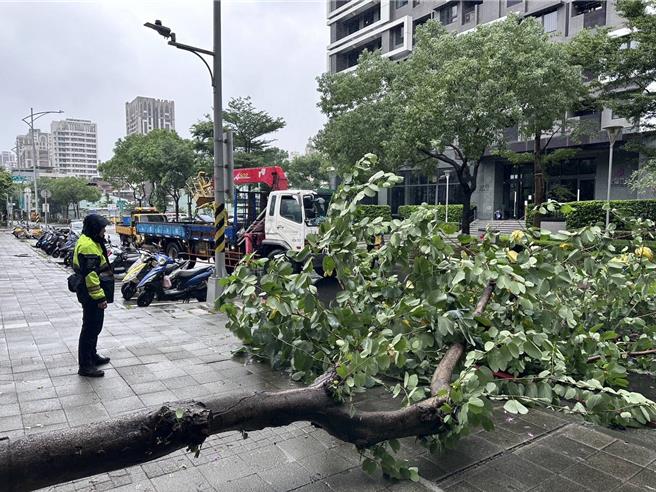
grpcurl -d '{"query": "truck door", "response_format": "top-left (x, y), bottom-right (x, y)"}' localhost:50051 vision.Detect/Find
top-left (269, 193), bottom-right (305, 251)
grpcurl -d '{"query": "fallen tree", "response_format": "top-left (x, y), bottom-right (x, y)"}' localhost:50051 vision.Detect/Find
top-left (2, 155), bottom-right (656, 490)
top-left (0, 286), bottom-right (490, 491)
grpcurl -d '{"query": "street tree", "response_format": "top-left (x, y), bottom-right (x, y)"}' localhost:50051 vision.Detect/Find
top-left (40, 177), bottom-right (102, 220)
top-left (501, 16), bottom-right (589, 224)
top-left (315, 52), bottom-right (400, 176)
top-left (3, 155), bottom-right (656, 491)
top-left (569, 0), bottom-right (656, 195)
top-left (388, 19), bottom-right (530, 234)
top-left (99, 134), bottom-right (149, 206)
top-left (191, 96), bottom-right (288, 170)
top-left (569, 0), bottom-right (656, 128)
top-left (283, 152), bottom-right (332, 189)
top-left (0, 169), bottom-right (15, 218)
top-left (140, 129), bottom-right (195, 220)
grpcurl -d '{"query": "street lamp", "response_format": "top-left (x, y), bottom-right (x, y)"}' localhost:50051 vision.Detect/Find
top-left (603, 124), bottom-right (624, 230)
top-left (438, 171), bottom-right (451, 223)
top-left (21, 108), bottom-right (64, 222)
top-left (145, 1), bottom-right (227, 300)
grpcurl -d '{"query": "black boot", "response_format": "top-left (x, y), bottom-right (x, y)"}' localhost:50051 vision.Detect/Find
top-left (78, 367), bottom-right (104, 377)
top-left (94, 354), bottom-right (110, 365)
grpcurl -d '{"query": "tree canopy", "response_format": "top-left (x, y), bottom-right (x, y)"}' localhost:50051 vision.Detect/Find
top-left (219, 155), bottom-right (656, 479)
top-left (99, 130), bottom-right (195, 218)
top-left (315, 16), bottom-right (591, 233)
top-left (569, 0), bottom-right (656, 128)
top-left (40, 177), bottom-right (102, 220)
top-left (190, 96), bottom-right (288, 170)
top-left (0, 169), bottom-right (14, 215)
top-left (283, 152), bottom-right (332, 190)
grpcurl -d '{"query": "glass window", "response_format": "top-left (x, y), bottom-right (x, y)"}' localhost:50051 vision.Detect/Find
top-left (542, 10), bottom-right (558, 33)
top-left (279, 195), bottom-right (303, 223)
top-left (438, 4), bottom-right (458, 25)
top-left (391, 25), bottom-right (404, 47)
top-left (507, 0), bottom-right (522, 6)
top-left (268, 194), bottom-right (277, 216)
top-left (395, 0), bottom-right (408, 8)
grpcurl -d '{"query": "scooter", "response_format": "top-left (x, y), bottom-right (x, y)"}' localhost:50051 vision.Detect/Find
top-left (120, 251), bottom-right (163, 300)
top-left (135, 256), bottom-right (213, 307)
top-left (60, 231), bottom-right (79, 267)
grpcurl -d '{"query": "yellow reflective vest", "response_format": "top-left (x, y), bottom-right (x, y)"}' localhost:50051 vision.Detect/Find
top-left (73, 234), bottom-right (110, 302)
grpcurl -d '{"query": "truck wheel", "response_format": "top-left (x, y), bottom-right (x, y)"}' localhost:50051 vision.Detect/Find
top-left (136, 290), bottom-right (155, 307)
top-left (166, 242), bottom-right (182, 260)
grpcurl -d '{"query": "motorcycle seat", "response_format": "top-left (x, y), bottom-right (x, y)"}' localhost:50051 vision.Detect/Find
top-left (173, 267), bottom-right (212, 280)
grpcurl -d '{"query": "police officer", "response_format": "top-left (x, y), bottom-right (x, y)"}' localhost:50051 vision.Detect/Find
top-left (73, 214), bottom-right (114, 377)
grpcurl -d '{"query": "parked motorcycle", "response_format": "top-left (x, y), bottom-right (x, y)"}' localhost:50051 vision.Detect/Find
top-left (135, 255), bottom-right (213, 307)
top-left (59, 230), bottom-right (79, 267)
top-left (121, 251), bottom-right (162, 300)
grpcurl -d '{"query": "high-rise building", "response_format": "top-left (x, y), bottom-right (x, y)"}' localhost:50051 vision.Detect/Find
top-left (50, 118), bottom-right (99, 178)
top-left (0, 151), bottom-right (17, 170)
top-left (15, 129), bottom-right (52, 172)
top-left (125, 96), bottom-right (175, 135)
top-left (326, 0), bottom-right (653, 219)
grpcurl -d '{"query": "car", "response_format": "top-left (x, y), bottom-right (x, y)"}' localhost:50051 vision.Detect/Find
top-left (70, 220), bottom-right (83, 235)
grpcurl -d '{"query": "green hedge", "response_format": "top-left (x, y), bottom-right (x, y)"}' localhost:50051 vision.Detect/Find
top-left (565, 199), bottom-right (656, 229)
top-left (525, 208), bottom-right (566, 228)
top-left (356, 205), bottom-right (392, 222)
top-left (398, 204), bottom-right (465, 223)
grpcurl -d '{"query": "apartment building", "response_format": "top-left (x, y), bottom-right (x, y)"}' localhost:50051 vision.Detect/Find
top-left (50, 118), bottom-right (99, 178)
top-left (125, 96), bottom-right (175, 135)
top-left (326, 1), bottom-right (651, 220)
top-left (0, 151), bottom-right (17, 170)
top-left (15, 129), bottom-right (52, 173)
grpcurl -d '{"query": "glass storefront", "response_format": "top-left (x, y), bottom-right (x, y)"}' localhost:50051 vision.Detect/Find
top-left (501, 158), bottom-right (597, 219)
top-left (388, 169), bottom-right (466, 215)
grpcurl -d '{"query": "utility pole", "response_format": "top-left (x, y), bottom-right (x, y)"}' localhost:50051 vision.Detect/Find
top-left (144, 1), bottom-right (227, 302)
top-left (211, 0), bottom-right (227, 298)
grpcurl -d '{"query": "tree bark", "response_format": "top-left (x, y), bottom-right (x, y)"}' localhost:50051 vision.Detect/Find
top-left (0, 375), bottom-right (450, 492)
top-left (533, 131), bottom-right (545, 228)
top-left (0, 287), bottom-right (495, 492)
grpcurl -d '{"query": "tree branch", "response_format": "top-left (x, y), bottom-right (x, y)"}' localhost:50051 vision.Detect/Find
top-left (430, 282), bottom-right (495, 397)
top-left (587, 348), bottom-right (656, 363)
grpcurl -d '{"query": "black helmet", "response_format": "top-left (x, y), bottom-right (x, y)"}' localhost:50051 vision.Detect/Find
top-left (82, 214), bottom-right (110, 241)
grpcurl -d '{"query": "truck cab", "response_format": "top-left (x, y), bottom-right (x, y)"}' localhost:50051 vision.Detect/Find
top-left (263, 190), bottom-right (327, 253)
top-left (116, 207), bottom-right (167, 246)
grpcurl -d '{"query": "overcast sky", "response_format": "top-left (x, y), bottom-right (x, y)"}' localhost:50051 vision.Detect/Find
top-left (0, 0), bottom-right (328, 161)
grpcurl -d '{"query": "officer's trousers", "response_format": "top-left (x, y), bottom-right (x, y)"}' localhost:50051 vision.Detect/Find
top-left (78, 302), bottom-right (104, 368)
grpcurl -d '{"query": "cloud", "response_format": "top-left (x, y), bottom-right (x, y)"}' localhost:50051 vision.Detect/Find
top-left (0, 0), bottom-right (328, 161)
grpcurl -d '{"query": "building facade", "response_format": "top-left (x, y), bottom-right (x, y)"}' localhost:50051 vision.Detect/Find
top-left (15, 129), bottom-right (52, 173)
top-left (125, 96), bottom-right (175, 135)
top-left (326, 0), bottom-right (653, 219)
top-left (0, 151), bottom-right (17, 170)
top-left (50, 118), bottom-right (99, 178)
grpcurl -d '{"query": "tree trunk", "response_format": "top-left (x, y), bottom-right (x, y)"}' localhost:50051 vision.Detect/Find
top-left (0, 371), bottom-right (450, 492)
top-left (533, 131), bottom-right (545, 228)
top-left (174, 195), bottom-right (180, 221)
top-left (187, 194), bottom-right (193, 220)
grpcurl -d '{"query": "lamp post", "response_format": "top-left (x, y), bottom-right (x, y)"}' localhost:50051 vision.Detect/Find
top-left (438, 172), bottom-right (451, 223)
top-left (145, 1), bottom-right (228, 300)
top-left (603, 125), bottom-right (623, 230)
top-left (21, 108), bottom-right (64, 222)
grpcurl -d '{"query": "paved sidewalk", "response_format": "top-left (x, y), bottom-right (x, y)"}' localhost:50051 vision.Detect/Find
top-left (1, 231), bottom-right (655, 492)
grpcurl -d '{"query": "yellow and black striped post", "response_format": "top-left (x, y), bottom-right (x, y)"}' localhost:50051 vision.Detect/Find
top-left (214, 202), bottom-right (227, 254)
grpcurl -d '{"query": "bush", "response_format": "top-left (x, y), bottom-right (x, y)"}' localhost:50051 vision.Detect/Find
top-left (398, 204), bottom-right (465, 224)
top-left (356, 205), bottom-right (392, 222)
top-left (565, 199), bottom-right (656, 229)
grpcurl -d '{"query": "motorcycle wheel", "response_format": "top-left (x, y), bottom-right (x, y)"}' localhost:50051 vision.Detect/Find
top-left (196, 289), bottom-right (207, 302)
top-left (121, 283), bottom-right (137, 300)
top-left (136, 290), bottom-right (155, 307)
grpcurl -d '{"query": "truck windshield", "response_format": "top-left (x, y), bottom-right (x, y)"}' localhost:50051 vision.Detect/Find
top-left (303, 195), bottom-right (327, 227)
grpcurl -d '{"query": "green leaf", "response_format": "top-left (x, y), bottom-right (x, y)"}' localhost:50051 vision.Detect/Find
top-left (362, 458), bottom-right (377, 475)
top-left (504, 399), bottom-right (529, 415)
